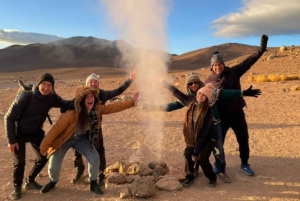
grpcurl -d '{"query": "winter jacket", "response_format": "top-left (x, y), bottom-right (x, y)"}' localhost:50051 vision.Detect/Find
top-left (40, 86), bottom-right (135, 157)
top-left (4, 85), bottom-right (67, 144)
top-left (205, 48), bottom-right (265, 115)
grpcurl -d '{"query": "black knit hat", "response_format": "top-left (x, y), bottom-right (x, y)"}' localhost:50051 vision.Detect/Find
top-left (36, 73), bottom-right (55, 86)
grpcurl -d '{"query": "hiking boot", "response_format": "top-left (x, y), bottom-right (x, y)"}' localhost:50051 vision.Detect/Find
top-left (24, 179), bottom-right (43, 190)
top-left (218, 173), bottom-right (231, 183)
top-left (10, 186), bottom-right (22, 200)
top-left (71, 171), bottom-right (84, 183)
top-left (207, 180), bottom-right (216, 188)
top-left (98, 173), bottom-right (105, 188)
top-left (181, 176), bottom-right (194, 188)
top-left (240, 164), bottom-right (255, 176)
top-left (40, 181), bottom-right (57, 194)
top-left (90, 180), bottom-right (103, 195)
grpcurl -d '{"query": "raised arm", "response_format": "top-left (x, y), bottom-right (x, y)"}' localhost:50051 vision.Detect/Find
top-left (100, 70), bottom-right (136, 103)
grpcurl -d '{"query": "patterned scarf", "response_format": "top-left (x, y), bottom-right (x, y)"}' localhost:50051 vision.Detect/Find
top-left (88, 107), bottom-right (99, 149)
top-left (183, 99), bottom-right (209, 147)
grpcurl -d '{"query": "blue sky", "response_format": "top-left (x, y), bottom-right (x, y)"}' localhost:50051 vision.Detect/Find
top-left (0, 0), bottom-right (299, 55)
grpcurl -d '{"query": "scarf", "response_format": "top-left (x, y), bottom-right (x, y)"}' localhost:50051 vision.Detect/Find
top-left (183, 99), bottom-right (209, 147)
top-left (88, 107), bottom-right (99, 149)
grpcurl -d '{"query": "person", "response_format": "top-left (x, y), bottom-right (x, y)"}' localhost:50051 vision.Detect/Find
top-left (162, 82), bottom-right (217, 187)
top-left (205, 34), bottom-right (269, 176)
top-left (4, 73), bottom-right (69, 200)
top-left (39, 85), bottom-right (139, 195)
top-left (71, 70), bottom-right (137, 187)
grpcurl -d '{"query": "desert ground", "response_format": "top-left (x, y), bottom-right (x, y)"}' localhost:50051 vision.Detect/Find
top-left (0, 48), bottom-right (300, 201)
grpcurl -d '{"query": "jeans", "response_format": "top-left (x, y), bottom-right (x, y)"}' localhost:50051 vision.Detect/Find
top-left (74, 127), bottom-right (106, 174)
top-left (13, 130), bottom-right (47, 187)
top-left (213, 122), bottom-right (227, 173)
top-left (48, 135), bottom-right (99, 182)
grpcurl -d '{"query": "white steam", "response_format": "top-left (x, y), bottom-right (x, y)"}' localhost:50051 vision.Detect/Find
top-left (100, 0), bottom-right (172, 162)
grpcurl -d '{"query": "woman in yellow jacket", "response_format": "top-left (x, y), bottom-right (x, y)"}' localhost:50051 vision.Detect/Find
top-left (39, 86), bottom-right (139, 195)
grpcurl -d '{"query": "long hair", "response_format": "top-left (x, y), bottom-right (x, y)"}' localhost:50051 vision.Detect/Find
top-left (77, 93), bottom-right (97, 131)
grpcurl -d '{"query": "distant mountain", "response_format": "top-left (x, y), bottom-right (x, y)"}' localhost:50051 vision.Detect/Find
top-left (0, 36), bottom-right (275, 72)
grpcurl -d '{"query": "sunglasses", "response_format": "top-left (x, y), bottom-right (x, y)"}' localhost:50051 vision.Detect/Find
top-left (188, 81), bottom-right (200, 86)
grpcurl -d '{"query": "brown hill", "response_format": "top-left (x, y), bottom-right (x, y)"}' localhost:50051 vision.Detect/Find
top-left (0, 36), bottom-right (278, 73)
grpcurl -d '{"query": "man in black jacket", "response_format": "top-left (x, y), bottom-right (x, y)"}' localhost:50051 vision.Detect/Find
top-left (205, 35), bottom-right (268, 177)
top-left (72, 70), bottom-right (137, 187)
top-left (5, 73), bottom-right (68, 200)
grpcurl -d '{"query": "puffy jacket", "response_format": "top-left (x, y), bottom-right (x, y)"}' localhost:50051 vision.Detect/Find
top-left (4, 85), bottom-right (67, 144)
top-left (205, 48), bottom-right (265, 115)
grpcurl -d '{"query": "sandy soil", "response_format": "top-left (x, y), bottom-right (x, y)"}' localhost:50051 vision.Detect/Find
top-left (0, 53), bottom-right (300, 201)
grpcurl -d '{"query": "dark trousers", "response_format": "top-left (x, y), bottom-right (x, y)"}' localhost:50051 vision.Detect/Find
top-left (13, 131), bottom-right (48, 187)
top-left (184, 138), bottom-right (217, 181)
top-left (220, 109), bottom-right (249, 165)
top-left (74, 128), bottom-right (106, 174)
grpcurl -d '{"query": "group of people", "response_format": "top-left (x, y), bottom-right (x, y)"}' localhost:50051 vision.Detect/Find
top-left (4, 34), bottom-right (268, 200)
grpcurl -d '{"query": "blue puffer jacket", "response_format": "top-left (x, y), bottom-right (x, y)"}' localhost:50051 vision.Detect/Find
top-left (4, 85), bottom-right (67, 144)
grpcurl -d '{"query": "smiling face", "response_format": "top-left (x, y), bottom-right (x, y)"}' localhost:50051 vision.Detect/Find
top-left (188, 81), bottom-right (201, 93)
top-left (87, 79), bottom-right (100, 89)
top-left (196, 90), bottom-right (207, 103)
top-left (84, 92), bottom-right (95, 112)
top-left (212, 62), bottom-right (225, 75)
top-left (38, 81), bottom-right (53, 95)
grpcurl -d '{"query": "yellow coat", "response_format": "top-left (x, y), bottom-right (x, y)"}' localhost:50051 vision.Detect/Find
top-left (40, 99), bottom-right (134, 157)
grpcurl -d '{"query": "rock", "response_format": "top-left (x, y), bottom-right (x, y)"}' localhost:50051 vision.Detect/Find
top-left (153, 165), bottom-right (168, 176)
top-left (155, 177), bottom-right (183, 191)
top-left (148, 161), bottom-right (168, 170)
top-left (130, 176), bottom-right (156, 198)
top-left (120, 185), bottom-right (132, 199)
top-left (127, 163), bottom-right (153, 176)
top-left (107, 172), bottom-right (127, 184)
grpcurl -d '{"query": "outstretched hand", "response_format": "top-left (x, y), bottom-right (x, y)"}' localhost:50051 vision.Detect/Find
top-left (130, 69), bottom-right (137, 81)
top-left (243, 85), bottom-right (261, 98)
top-left (132, 91), bottom-right (139, 103)
top-left (260, 34), bottom-right (269, 51)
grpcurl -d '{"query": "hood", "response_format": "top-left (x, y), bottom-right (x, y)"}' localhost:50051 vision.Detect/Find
top-left (185, 72), bottom-right (205, 96)
top-left (74, 85), bottom-right (99, 113)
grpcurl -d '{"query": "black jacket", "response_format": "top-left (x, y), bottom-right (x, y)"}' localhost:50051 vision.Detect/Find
top-left (5, 85), bottom-right (67, 144)
top-left (205, 48), bottom-right (265, 115)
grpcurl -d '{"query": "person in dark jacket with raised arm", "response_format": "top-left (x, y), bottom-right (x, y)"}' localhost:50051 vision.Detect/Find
top-left (71, 70), bottom-right (137, 187)
top-left (4, 73), bottom-right (68, 200)
top-left (205, 34), bottom-right (268, 176)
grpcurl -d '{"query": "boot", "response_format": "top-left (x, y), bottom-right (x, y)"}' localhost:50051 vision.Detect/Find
top-left (98, 173), bottom-right (105, 188)
top-left (90, 180), bottom-right (103, 195)
top-left (182, 174), bottom-right (195, 188)
top-left (10, 186), bottom-right (22, 200)
top-left (40, 181), bottom-right (57, 194)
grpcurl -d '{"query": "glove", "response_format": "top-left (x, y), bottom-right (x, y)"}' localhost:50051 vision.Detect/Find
top-left (242, 85), bottom-right (261, 98)
top-left (260, 34), bottom-right (269, 51)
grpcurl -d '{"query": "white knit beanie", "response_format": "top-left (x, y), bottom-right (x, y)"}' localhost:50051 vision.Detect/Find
top-left (85, 73), bottom-right (100, 86)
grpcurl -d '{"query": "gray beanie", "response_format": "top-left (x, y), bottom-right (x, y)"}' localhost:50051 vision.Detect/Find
top-left (210, 51), bottom-right (225, 68)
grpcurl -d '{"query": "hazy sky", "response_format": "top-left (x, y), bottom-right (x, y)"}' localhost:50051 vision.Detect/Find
top-left (0, 0), bottom-right (299, 55)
